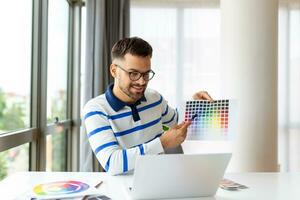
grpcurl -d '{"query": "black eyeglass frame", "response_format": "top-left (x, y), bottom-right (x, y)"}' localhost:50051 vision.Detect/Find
top-left (114, 64), bottom-right (155, 81)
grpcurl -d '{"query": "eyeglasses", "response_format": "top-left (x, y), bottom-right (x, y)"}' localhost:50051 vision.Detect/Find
top-left (115, 64), bottom-right (155, 81)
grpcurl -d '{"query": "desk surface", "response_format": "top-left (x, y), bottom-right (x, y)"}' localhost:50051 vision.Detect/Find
top-left (0, 172), bottom-right (300, 200)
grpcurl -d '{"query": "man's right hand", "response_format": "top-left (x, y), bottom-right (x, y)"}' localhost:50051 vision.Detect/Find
top-left (160, 121), bottom-right (192, 150)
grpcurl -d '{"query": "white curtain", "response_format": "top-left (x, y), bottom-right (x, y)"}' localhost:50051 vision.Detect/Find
top-left (80, 0), bottom-right (130, 172)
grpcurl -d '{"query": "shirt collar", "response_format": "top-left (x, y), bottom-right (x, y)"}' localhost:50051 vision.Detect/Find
top-left (105, 84), bottom-right (147, 112)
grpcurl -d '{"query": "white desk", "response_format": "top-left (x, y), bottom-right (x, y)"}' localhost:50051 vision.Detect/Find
top-left (0, 172), bottom-right (300, 200)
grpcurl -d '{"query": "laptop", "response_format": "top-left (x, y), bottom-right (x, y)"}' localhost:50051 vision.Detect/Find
top-left (126, 153), bottom-right (232, 199)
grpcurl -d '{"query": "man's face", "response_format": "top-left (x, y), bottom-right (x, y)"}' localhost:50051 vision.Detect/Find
top-left (112, 53), bottom-right (151, 102)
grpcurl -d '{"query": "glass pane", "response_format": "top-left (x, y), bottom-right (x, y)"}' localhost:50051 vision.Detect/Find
top-left (288, 10), bottom-right (300, 124)
top-left (130, 7), bottom-right (177, 106)
top-left (278, 8), bottom-right (300, 172)
top-left (182, 8), bottom-right (221, 100)
top-left (131, 6), bottom-right (221, 107)
top-left (46, 130), bottom-right (67, 171)
top-left (0, 1), bottom-right (32, 134)
top-left (278, 8), bottom-right (289, 172)
top-left (0, 143), bottom-right (29, 181)
top-left (47, 0), bottom-right (69, 123)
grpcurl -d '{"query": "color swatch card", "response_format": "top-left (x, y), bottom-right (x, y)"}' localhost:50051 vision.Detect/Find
top-left (31, 180), bottom-right (101, 199)
top-left (183, 99), bottom-right (236, 140)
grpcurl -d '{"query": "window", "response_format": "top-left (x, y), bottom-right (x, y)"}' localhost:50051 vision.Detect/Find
top-left (46, 0), bottom-right (70, 171)
top-left (0, 143), bottom-right (29, 180)
top-left (130, 0), bottom-right (223, 156)
top-left (131, 0), bottom-right (300, 172)
top-left (47, 0), bottom-right (69, 123)
top-left (0, 0), bottom-right (32, 180)
top-left (278, 6), bottom-right (300, 172)
top-left (130, 3), bottom-right (221, 107)
top-left (182, 9), bottom-right (221, 100)
top-left (0, 0), bottom-right (32, 134)
top-left (46, 131), bottom-right (67, 171)
top-left (0, 0), bottom-right (81, 180)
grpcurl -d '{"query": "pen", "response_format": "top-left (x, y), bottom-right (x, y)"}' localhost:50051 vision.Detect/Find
top-left (95, 181), bottom-right (103, 188)
top-left (191, 113), bottom-right (198, 121)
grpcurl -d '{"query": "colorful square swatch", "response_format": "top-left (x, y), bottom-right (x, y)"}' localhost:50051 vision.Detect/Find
top-left (184, 99), bottom-right (235, 140)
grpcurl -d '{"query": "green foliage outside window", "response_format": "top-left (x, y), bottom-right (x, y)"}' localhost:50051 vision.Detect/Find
top-left (47, 91), bottom-right (67, 171)
top-left (0, 88), bottom-right (68, 179)
top-left (0, 153), bottom-right (8, 180)
top-left (0, 89), bottom-right (26, 131)
top-left (0, 88), bottom-right (26, 181)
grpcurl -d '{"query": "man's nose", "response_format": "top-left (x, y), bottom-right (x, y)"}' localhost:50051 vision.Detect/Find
top-left (136, 75), bottom-right (147, 85)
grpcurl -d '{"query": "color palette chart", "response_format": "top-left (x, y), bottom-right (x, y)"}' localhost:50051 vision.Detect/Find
top-left (184, 99), bottom-right (235, 140)
top-left (32, 180), bottom-right (100, 199)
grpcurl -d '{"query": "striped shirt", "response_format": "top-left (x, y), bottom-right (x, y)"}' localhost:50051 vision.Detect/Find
top-left (82, 84), bottom-right (178, 175)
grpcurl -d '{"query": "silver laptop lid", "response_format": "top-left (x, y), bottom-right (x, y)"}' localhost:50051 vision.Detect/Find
top-left (131, 153), bottom-right (232, 199)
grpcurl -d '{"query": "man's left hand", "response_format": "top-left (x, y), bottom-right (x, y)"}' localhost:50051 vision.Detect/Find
top-left (192, 91), bottom-right (213, 102)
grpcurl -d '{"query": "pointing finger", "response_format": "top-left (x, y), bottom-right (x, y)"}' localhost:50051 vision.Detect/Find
top-left (174, 121), bottom-right (185, 129)
top-left (180, 121), bottom-right (191, 131)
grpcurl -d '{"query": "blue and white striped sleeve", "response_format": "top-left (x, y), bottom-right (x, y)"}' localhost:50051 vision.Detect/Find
top-left (83, 105), bottom-right (164, 175)
top-left (161, 96), bottom-right (178, 128)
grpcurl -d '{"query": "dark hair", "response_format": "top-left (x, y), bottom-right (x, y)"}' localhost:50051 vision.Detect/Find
top-left (111, 37), bottom-right (153, 61)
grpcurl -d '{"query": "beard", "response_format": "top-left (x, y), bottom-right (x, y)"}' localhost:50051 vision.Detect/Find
top-left (119, 83), bottom-right (147, 101)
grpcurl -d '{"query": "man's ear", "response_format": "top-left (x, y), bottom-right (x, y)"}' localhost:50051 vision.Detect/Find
top-left (110, 64), bottom-right (117, 78)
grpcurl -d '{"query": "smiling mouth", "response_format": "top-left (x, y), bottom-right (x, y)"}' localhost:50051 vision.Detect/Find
top-left (131, 86), bottom-right (145, 92)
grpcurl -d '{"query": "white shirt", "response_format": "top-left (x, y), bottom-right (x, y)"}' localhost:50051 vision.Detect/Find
top-left (82, 84), bottom-right (178, 175)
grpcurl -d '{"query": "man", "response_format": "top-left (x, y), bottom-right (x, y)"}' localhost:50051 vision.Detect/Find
top-left (83, 37), bottom-right (213, 175)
